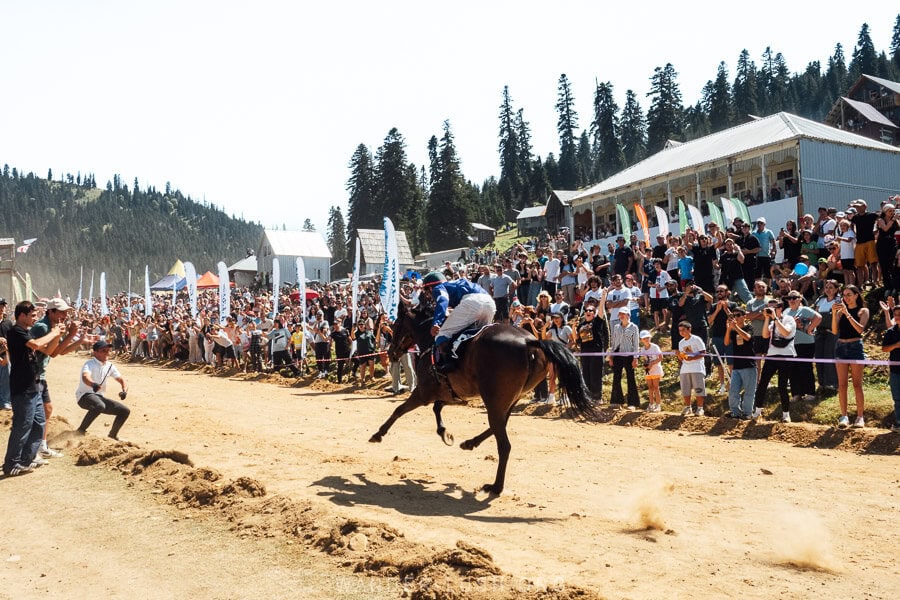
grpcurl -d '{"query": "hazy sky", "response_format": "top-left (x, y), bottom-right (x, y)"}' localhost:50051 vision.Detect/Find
top-left (2, 2), bottom-right (897, 233)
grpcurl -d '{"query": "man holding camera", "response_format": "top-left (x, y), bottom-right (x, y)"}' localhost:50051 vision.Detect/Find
top-left (75, 340), bottom-right (130, 440)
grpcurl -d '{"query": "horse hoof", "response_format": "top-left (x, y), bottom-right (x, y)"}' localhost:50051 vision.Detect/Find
top-left (441, 431), bottom-right (454, 446)
top-left (369, 434), bottom-right (383, 443)
top-left (460, 441), bottom-right (474, 451)
top-left (481, 483), bottom-right (502, 495)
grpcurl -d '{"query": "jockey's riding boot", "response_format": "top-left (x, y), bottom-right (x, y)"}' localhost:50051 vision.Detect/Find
top-left (433, 340), bottom-right (456, 374)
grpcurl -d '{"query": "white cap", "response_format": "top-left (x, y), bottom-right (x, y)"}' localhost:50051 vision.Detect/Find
top-left (639, 330), bottom-right (652, 339)
top-left (755, 216), bottom-right (766, 225)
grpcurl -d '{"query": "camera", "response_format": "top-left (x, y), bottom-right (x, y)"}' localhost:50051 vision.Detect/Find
top-left (764, 307), bottom-right (775, 316)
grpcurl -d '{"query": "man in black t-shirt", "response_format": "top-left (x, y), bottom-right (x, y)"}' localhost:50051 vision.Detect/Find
top-left (0, 298), bottom-right (11, 411)
top-left (2, 301), bottom-right (63, 476)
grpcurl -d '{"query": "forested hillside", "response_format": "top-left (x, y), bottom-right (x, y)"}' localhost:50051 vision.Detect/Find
top-left (0, 165), bottom-right (262, 297)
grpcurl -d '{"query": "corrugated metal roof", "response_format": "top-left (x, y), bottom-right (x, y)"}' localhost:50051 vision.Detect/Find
top-left (470, 222), bottom-right (496, 231)
top-left (356, 228), bottom-right (415, 265)
top-left (574, 111), bottom-right (900, 203)
top-left (517, 206), bottom-right (546, 219)
top-left (263, 230), bottom-right (332, 258)
top-left (551, 190), bottom-right (580, 205)
top-left (227, 255), bottom-right (257, 272)
top-left (862, 74), bottom-right (900, 96)
top-left (841, 96), bottom-right (897, 128)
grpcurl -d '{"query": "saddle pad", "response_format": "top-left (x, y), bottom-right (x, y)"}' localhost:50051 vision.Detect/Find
top-left (450, 323), bottom-right (495, 357)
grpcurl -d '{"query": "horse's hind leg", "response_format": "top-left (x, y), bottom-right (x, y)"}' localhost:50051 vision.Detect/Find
top-left (369, 390), bottom-right (428, 443)
top-left (481, 400), bottom-right (517, 495)
top-left (433, 401), bottom-right (453, 445)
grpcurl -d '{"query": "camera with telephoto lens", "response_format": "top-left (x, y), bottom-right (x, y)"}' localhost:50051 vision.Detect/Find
top-left (764, 307), bottom-right (775, 316)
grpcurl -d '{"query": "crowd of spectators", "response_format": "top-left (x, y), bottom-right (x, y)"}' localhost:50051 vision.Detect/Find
top-left (18, 195), bottom-right (900, 434)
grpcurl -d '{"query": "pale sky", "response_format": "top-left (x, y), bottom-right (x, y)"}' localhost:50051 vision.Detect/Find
top-left (2, 1), bottom-right (897, 234)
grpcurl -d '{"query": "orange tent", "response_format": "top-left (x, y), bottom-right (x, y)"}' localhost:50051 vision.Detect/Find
top-left (196, 271), bottom-right (220, 289)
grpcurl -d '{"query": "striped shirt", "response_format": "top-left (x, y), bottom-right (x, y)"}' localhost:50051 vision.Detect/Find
top-left (610, 321), bottom-right (640, 354)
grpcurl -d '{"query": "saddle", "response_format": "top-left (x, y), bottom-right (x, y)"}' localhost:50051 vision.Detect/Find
top-left (448, 323), bottom-right (494, 360)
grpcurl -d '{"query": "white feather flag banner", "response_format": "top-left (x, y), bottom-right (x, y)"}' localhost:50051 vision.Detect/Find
top-left (295, 257), bottom-right (307, 360)
top-left (100, 273), bottom-right (108, 316)
top-left (184, 261), bottom-right (198, 319)
top-left (380, 217), bottom-right (401, 321)
top-left (272, 258), bottom-right (280, 317)
top-left (687, 204), bottom-right (705, 233)
top-left (720, 197), bottom-right (737, 225)
top-left (144, 266), bottom-right (152, 317)
top-left (217, 261), bottom-right (230, 324)
top-left (654, 206), bottom-right (669, 238)
top-left (351, 237), bottom-right (360, 322)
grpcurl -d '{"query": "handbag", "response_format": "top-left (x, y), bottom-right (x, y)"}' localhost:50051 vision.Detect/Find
top-left (770, 335), bottom-right (793, 348)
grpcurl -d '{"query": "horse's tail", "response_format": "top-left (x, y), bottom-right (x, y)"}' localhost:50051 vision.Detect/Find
top-left (533, 339), bottom-right (597, 419)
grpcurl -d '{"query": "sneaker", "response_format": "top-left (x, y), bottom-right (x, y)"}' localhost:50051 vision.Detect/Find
top-left (695, 407), bottom-right (705, 417)
top-left (1, 402), bottom-right (10, 410)
top-left (716, 384), bottom-right (727, 394)
top-left (801, 394), bottom-right (816, 402)
top-left (853, 416), bottom-right (865, 429)
top-left (838, 415), bottom-right (850, 429)
top-left (625, 405), bottom-right (636, 412)
top-left (680, 406), bottom-right (693, 417)
top-left (40, 447), bottom-right (63, 458)
top-left (4, 463), bottom-right (34, 476)
top-left (547, 392), bottom-right (556, 405)
top-left (782, 412), bottom-right (791, 423)
top-left (30, 456), bottom-right (49, 468)
top-left (751, 407), bottom-right (763, 420)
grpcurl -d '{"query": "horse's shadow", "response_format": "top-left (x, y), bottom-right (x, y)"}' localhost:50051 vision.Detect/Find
top-left (311, 473), bottom-right (559, 524)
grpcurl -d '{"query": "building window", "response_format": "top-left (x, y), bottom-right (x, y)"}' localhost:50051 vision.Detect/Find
top-left (733, 181), bottom-right (746, 192)
top-left (712, 185), bottom-right (727, 196)
top-left (776, 169), bottom-right (793, 181)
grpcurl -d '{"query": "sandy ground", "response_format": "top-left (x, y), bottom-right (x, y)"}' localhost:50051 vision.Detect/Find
top-left (2, 354), bottom-right (898, 600)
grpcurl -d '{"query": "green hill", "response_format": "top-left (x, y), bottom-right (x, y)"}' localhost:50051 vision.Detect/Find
top-left (0, 164), bottom-right (263, 298)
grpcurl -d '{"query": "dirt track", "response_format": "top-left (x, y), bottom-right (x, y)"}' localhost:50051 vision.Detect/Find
top-left (2, 354), bottom-right (898, 599)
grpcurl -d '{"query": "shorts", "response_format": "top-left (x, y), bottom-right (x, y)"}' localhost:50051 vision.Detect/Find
top-left (679, 372), bottom-right (706, 397)
top-left (834, 339), bottom-right (865, 361)
top-left (854, 240), bottom-right (876, 266)
top-left (650, 298), bottom-right (668, 313)
top-left (840, 258), bottom-right (856, 271)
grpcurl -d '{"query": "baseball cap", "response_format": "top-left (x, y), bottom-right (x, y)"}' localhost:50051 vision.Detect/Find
top-left (0, 298), bottom-right (6, 305)
top-left (46, 298), bottom-right (74, 312)
top-left (92, 340), bottom-right (112, 351)
top-left (639, 330), bottom-right (651, 339)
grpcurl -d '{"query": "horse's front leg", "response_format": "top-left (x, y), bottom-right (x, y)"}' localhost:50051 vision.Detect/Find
top-left (369, 390), bottom-right (429, 443)
top-left (433, 400), bottom-right (453, 445)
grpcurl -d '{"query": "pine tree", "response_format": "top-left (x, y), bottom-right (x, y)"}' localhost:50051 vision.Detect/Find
top-left (620, 90), bottom-right (647, 167)
top-left (825, 43), bottom-right (849, 100)
top-left (425, 121), bottom-right (471, 249)
top-left (302, 218), bottom-right (315, 232)
top-left (528, 157), bottom-right (551, 206)
top-left (733, 49), bottom-right (759, 122)
top-left (683, 100), bottom-right (710, 140)
top-left (401, 162), bottom-right (427, 255)
top-left (590, 81), bottom-right (624, 181)
top-left (849, 23), bottom-right (878, 81)
top-left (345, 143), bottom-right (376, 244)
top-left (793, 61), bottom-right (824, 120)
top-left (705, 62), bottom-right (734, 132)
top-left (327, 206), bottom-right (347, 264)
top-left (892, 15), bottom-right (900, 73)
top-left (646, 64), bottom-right (684, 154)
top-left (514, 109), bottom-right (535, 208)
top-left (373, 128), bottom-right (411, 221)
top-left (497, 86), bottom-right (522, 213)
top-left (576, 131), bottom-right (593, 186)
top-left (555, 74), bottom-right (580, 189)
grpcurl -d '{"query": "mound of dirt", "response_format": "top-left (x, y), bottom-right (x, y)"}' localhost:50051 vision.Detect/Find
top-left (64, 434), bottom-right (601, 599)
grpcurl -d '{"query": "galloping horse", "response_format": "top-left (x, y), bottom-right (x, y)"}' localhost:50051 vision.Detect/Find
top-left (369, 297), bottom-right (595, 495)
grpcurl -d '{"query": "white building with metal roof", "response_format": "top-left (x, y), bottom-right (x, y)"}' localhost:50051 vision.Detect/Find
top-left (570, 111), bottom-right (900, 239)
top-left (257, 230), bottom-right (333, 284)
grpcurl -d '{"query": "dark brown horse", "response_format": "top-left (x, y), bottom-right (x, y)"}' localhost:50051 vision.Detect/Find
top-left (369, 297), bottom-right (595, 495)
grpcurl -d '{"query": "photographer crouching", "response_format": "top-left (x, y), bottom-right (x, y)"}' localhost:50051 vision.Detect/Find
top-left (75, 340), bottom-right (130, 441)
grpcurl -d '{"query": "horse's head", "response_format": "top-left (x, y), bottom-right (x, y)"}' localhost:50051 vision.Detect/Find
top-left (387, 296), bottom-right (434, 361)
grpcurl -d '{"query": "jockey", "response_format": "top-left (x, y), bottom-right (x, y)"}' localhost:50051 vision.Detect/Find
top-left (420, 271), bottom-right (496, 373)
